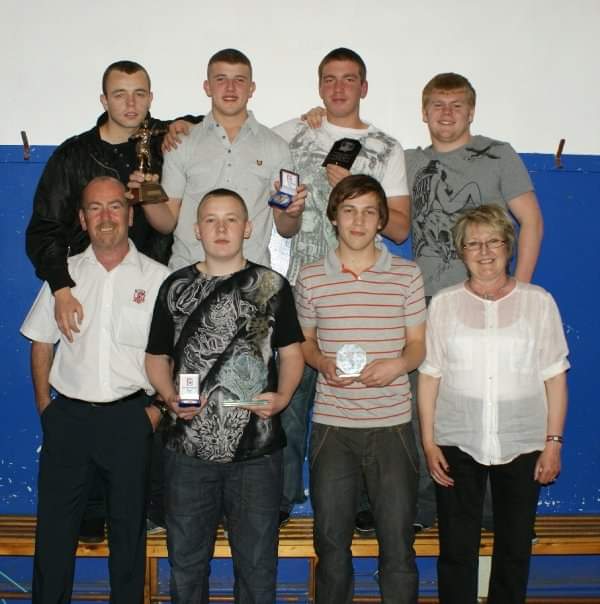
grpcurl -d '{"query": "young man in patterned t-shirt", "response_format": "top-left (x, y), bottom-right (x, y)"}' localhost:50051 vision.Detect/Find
top-left (145, 188), bottom-right (304, 603)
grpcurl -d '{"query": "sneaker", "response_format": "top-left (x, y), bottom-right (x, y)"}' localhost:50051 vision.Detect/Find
top-left (354, 510), bottom-right (376, 538)
top-left (146, 519), bottom-right (166, 535)
top-left (79, 518), bottom-right (105, 543)
top-left (532, 530), bottom-right (539, 544)
top-left (279, 510), bottom-right (291, 528)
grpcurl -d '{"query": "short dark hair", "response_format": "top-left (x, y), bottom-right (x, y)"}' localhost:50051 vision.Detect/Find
top-left (196, 188), bottom-right (249, 220)
top-left (422, 72), bottom-right (476, 108)
top-left (318, 48), bottom-right (367, 82)
top-left (102, 60), bottom-right (151, 95)
top-left (80, 176), bottom-right (126, 208)
top-left (207, 49), bottom-right (253, 79)
top-left (327, 174), bottom-right (388, 232)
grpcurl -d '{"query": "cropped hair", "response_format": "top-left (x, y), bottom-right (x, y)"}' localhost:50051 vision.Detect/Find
top-left (452, 204), bottom-right (516, 261)
top-left (102, 60), bottom-right (151, 95)
top-left (327, 174), bottom-right (388, 231)
top-left (80, 176), bottom-right (126, 208)
top-left (207, 49), bottom-right (253, 78)
top-left (197, 188), bottom-right (249, 220)
top-left (318, 48), bottom-right (367, 82)
top-left (422, 72), bottom-right (476, 108)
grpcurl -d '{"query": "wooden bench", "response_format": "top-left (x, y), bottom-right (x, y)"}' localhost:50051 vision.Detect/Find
top-left (0, 515), bottom-right (599, 603)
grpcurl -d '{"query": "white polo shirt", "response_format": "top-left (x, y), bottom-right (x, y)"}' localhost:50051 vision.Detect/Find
top-left (21, 241), bottom-right (169, 403)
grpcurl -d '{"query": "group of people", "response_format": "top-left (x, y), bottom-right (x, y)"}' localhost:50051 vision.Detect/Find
top-left (19, 45), bottom-right (569, 604)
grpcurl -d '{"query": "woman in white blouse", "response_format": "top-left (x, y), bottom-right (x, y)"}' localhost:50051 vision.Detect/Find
top-left (418, 204), bottom-right (569, 604)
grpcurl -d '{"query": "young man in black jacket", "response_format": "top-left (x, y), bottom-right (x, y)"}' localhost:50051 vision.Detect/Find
top-left (25, 59), bottom-right (201, 541)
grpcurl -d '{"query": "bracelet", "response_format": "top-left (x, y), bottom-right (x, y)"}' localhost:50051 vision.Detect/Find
top-left (546, 435), bottom-right (564, 444)
top-left (151, 399), bottom-right (168, 416)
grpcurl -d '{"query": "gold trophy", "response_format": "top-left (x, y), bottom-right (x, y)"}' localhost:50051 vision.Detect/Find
top-left (129, 119), bottom-right (169, 204)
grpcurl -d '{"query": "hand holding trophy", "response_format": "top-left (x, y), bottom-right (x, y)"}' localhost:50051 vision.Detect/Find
top-left (129, 119), bottom-right (169, 204)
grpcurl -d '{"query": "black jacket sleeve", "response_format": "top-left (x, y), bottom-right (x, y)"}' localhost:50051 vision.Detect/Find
top-left (25, 141), bottom-right (89, 292)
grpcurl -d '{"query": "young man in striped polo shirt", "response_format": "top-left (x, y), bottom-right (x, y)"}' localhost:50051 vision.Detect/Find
top-left (295, 174), bottom-right (426, 603)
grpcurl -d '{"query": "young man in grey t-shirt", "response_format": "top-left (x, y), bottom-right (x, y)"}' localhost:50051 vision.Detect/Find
top-left (405, 72), bottom-right (544, 529)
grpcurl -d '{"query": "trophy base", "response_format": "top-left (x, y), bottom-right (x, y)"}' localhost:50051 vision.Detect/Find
top-left (130, 182), bottom-right (168, 205)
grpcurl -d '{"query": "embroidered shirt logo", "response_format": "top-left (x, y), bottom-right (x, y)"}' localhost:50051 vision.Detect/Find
top-left (133, 289), bottom-right (146, 304)
top-left (256, 160), bottom-right (263, 166)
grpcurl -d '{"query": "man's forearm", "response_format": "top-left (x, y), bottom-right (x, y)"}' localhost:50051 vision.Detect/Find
top-left (145, 354), bottom-right (176, 399)
top-left (515, 218), bottom-right (543, 282)
top-left (142, 199), bottom-right (180, 234)
top-left (276, 343), bottom-right (304, 401)
top-left (273, 211), bottom-right (301, 238)
top-left (31, 341), bottom-right (54, 413)
top-left (381, 195), bottom-right (410, 244)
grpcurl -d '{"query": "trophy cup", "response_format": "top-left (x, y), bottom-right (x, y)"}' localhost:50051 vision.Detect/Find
top-left (336, 343), bottom-right (367, 378)
top-left (129, 119), bottom-right (169, 204)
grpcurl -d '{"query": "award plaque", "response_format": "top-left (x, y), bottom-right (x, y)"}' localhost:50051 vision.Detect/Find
top-left (268, 169), bottom-right (299, 210)
top-left (221, 399), bottom-right (269, 408)
top-left (129, 119), bottom-right (169, 204)
top-left (321, 138), bottom-right (362, 169)
top-left (336, 343), bottom-right (367, 378)
top-left (178, 373), bottom-right (200, 407)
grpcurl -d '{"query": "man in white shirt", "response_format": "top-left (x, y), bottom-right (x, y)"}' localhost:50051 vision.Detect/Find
top-left (21, 176), bottom-right (169, 604)
top-left (273, 48), bottom-right (411, 528)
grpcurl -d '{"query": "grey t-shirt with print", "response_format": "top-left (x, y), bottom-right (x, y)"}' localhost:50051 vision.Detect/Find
top-left (405, 135), bottom-right (533, 297)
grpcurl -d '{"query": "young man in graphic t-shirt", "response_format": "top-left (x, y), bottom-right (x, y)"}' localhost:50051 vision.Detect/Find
top-left (145, 188), bottom-right (304, 603)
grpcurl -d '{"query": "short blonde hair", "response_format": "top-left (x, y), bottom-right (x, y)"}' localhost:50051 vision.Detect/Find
top-left (452, 204), bottom-right (516, 261)
top-left (422, 73), bottom-right (476, 109)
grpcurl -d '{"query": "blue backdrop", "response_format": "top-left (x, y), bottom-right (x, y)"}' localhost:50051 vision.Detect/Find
top-left (0, 147), bottom-right (598, 600)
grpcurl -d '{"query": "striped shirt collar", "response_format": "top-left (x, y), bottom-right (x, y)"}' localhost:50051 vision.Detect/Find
top-left (324, 241), bottom-right (392, 277)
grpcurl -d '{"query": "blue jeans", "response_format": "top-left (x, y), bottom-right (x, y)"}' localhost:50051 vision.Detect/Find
top-left (436, 447), bottom-right (541, 604)
top-left (280, 364), bottom-right (317, 512)
top-left (164, 448), bottom-right (283, 604)
top-left (310, 422), bottom-right (419, 604)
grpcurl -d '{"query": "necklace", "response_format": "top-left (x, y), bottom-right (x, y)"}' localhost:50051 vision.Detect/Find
top-left (467, 276), bottom-right (513, 301)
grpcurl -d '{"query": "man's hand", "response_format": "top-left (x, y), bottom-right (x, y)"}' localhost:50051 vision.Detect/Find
top-left (54, 287), bottom-right (83, 343)
top-left (162, 120), bottom-right (192, 152)
top-left (272, 180), bottom-right (307, 218)
top-left (301, 106), bottom-right (326, 129)
top-left (424, 443), bottom-right (454, 487)
top-left (243, 391), bottom-right (289, 420)
top-left (325, 164), bottom-right (351, 188)
top-left (358, 359), bottom-right (404, 388)
top-left (165, 393), bottom-right (206, 421)
top-left (37, 398), bottom-right (52, 415)
top-left (126, 170), bottom-right (160, 204)
top-left (318, 356), bottom-right (355, 388)
top-left (144, 405), bottom-right (162, 432)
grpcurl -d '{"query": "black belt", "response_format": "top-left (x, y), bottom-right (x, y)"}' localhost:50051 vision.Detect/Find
top-left (58, 389), bottom-right (145, 407)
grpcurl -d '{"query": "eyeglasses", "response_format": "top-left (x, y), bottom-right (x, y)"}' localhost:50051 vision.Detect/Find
top-left (463, 238), bottom-right (506, 252)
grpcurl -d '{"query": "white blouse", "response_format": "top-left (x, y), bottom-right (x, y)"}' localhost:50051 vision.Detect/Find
top-left (419, 281), bottom-right (570, 465)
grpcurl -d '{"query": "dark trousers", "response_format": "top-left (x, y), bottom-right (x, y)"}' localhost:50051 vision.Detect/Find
top-left (164, 448), bottom-right (283, 604)
top-left (280, 364), bottom-right (316, 512)
top-left (32, 393), bottom-right (152, 604)
top-left (310, 423), bottom-right (419, 604)
top-left (436, 447), bottom-right (541, 604)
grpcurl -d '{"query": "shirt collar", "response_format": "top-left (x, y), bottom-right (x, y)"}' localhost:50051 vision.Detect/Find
top-left (324, 239), bottom-right (391, 277)
top-left (204, 110), bottom-right (259, 135)
top-left (81, 239), bottom-right (142, 271)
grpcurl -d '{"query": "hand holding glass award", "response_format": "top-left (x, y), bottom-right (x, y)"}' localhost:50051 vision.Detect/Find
top-left (336, 343), bottom-right (367, 378)
top-left (268, 169), bottom-right (299, 209)
top-left (129, 119), bottom-right (169, 205)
